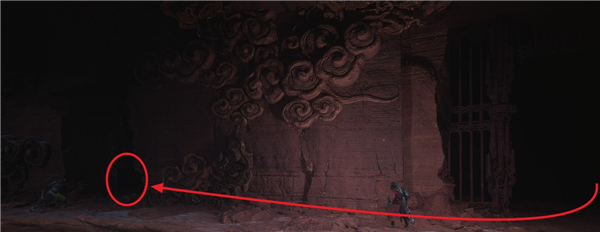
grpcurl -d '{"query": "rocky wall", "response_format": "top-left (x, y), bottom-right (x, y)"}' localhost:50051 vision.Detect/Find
top-left (400, 14), bottom-right (448, 197)
top-left (247, 15), bottom-right (449, 211)
top-left (127, 15), bottom-right (449, 212)
top-left (126, 2), bottom-right (450, 211)
top-left (1, 105), bottom-right (65, 193)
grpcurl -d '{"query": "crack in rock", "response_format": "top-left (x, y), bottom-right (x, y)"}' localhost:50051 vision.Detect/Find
top-left (375, 149), bottom-right (383, 175)
top-left (298, 129), bottom-right (314, 203)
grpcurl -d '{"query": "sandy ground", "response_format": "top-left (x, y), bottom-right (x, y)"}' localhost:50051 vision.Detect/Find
top-left (2, 194), bottom-right (599, 232)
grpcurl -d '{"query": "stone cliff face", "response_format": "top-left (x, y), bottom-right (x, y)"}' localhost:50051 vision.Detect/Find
top-left (243, 33), bottom-right (404, 210)
top-left (243, 15), bottom-right (448, 210)
top-left (1, 1), bottom-right (450, 211)
top-left (127, 12), bottom-right (449, 210)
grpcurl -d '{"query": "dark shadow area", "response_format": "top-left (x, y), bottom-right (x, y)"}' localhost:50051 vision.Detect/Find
top-left (510, 49), bottom-right (600, 208)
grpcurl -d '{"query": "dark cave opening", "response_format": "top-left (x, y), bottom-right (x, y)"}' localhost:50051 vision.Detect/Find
top-left (510, 48), bottom-right (600, 206)
top-left (58, 84), bottom-right (135, 195)
top-left (444, 11), bottom-right (599, 210)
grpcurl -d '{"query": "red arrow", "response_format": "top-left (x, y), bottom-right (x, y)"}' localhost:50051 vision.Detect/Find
top-left (151, 183), bottom-right (598, 222)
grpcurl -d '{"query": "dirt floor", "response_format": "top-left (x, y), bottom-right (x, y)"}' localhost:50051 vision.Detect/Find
top-left (2, 193), bottom-right (599, 232)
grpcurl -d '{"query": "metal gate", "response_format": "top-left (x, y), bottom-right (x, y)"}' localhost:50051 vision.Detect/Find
top-left (446, 18), bottom-right (517, 210)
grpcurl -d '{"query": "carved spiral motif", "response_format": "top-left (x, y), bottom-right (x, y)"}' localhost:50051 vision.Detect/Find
top-left (161, 2), bottom-right (244, 40)
top-left (198, 70), bottom-right (216, 88)
top-left (162, 165), bottom-right (183, 187)
top-left (254, 44), bottom-right (279, 63)
top-left (9, 165), bottom-right (28, 186)
top-left (312, 96), bottom-right (342, 122)
top-left (235, 40), bottom-right (255, 62)
top-left (214, 62), bottom-right (238, 87)
top-left (179, 41), bottom-right (216, 84)
top-left (212, 88), bottom-right (248, 119)
top-left (239, 101), bottom-right (264, 120)
top-left (282, 60), bottom-right (324, 100)
top-left (176, 5), bottom-right (200, 26)
top-left (155, 41), bottom-right (216, 85)
top-left (254, 59), bottom-right (285, 104)
top-left (23, 137), bottom-right (52, 168)
top-left (228, 88), bottom-right (248, 106)
top-left (282, 95), bottom-right (344, 129)
top-left (219, 18), bottom-right (244, 54)
top-left (196, 20), bottom-right (221, 40)
top-left (182, 153), bottom-right (209, 178)
top-left (344, 22), bottom-right (381, 59)
top-left (158, 49), bottom-right (183, 80)
top-left (242, 17), bottom-right (277, 46)
top-left (256, 60), bottom-right (282, 87)
top-left (134, 53), bottom-right (165, 89)
top-left (221, 18), bottom-right (243, 39)
top-left (224, 162), bottom-right (247, 180)
top-left (282, 99), bottom-right (317, 129)
top-left (300, 24), bottom-right (339, 58)
top-left (198, 62), bottom-right (237, 89)
top-left (244, 73), bottom-right (263, 100)
top-left (1, 136), bottom-right (23, 167)
top-left (282, 35), bottom-right (300, 51)
top-left (195, 2), bottom-right (225, 20)
top-left (315, 46), bottom-right (365, 88)
top-left (155, 0), bottom-right (448, 128)
top-left (182, 40), bottom-right (215, 72)
top-left (245, 8), bottom-right (277, 22)
top-left (317, 1), bottom-right (347, 21)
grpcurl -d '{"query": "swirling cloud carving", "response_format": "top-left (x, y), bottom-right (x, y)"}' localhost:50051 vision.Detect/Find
top-left (139, 1), bottom-right (450, 129)
top-left (282, 60), bottom-right (324, 101)
top-left (282, 98), bottom-right (316, 129)
top-left (252, 59), bottom-right (285, 104)
top-left (345, 22), bottom-right (381, 59)
top-left (239, 101), bottom-right (264, 120)
top-left (283, 95), bottom-right (342, 129)
top-left (212, 88), bottom-right (248, 119)
top-left (242, 17), bottom-right (278, 46)
top-left (300, 24), bottom-right (339, 58)
top-left (315, 46), bottom-right (364, 88)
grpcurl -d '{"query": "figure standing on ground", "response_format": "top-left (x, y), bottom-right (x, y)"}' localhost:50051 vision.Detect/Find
top-left (386, 181), bottom-right (411, 228)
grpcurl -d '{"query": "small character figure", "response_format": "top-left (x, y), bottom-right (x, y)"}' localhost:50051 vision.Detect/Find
top-left (30, 178), bottom-right (69, 212)
top-left (386, 181), bottom-right (413, 228)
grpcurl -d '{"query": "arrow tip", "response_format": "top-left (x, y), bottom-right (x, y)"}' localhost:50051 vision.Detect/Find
top-left (151, 183), bottom-right (164, 193)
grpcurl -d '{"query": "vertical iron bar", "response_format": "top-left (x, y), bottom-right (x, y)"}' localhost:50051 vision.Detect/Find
top-left (481, 130), bottom-right (485, 202)
top-left (458, 37), bottom-right (462, 121)
top-left (479, 31), bottom-right (485, 200)
top-left (447, 38), bottom-right (453, 180)
top-left (469, 35), bottom-right (474, 202)
top-left (448, 131), bottom-right (452, 177)
top-left (459, 132), bottom-right (463, 201)
top-left (470, 131), bottom-right (474, 202)
top-left (480, 32), bottom-right (484, 120)
top-left (470, 34), bottom-right (473, 108)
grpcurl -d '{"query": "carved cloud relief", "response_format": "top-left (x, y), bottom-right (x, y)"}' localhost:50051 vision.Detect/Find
top-left (135, 1), bottom-right (449, 129)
